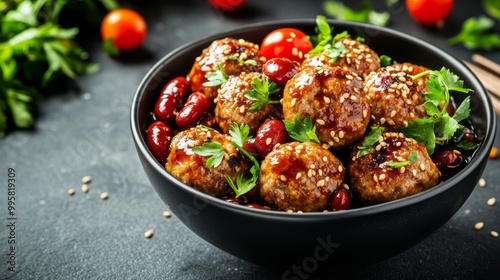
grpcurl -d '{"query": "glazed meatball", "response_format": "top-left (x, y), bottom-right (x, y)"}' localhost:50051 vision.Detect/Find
top-left (364, 68), bottom-right (426, 131)
top-left (282, 66), bottom-right (371, 149)
top-left (187, 37), bottom-right (263, 99)
top-left (349, 131), bottom-right (441, 204)
top-left (259, 142), bottom-right (345, 212)
top-left (166, 126), bottom-right (249, 198)
top-left (301, 37), bottom-right (380, 79)
top-left (386, 62), bottom-right (430, 92)
top-left (215, 72), bottom-right (280, 135)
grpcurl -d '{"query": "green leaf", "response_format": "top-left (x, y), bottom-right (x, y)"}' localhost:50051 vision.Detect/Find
top-left (244, 76), bottom-right (281, 112)
top-left (448, 15), bottom-right (500, 50)
top-left (192, 141), bottom-right (226, 168)
top-left (452, 96), bottom-right (470, 122)
top-left (229, 123), bottom-right (252, 147)
top-left (356, 126), bottom-right (384, 158)
top-left (455, 140), bottom-right (478, 151)
top-left (386, 151), bottom-right (418, 169)
top-left (6, 88), bottom-right (36, 128)
top-left (103, 38), bottom-right (120, 56)
top-left (323, 41), bottom-right (348, 63)
top-left (400, 118), bottom-right (437, 154)
top-left (379, 55), bottom-right (393, 67)
top-left (323, 0), bottom-right (390, 27)
top-left (436, 114), bottom-right (460, 142)
top-left (226, 55), bottom-right (257, 66)
top-left (284, 115), bottom-right (320, 143)
top-left (225, 174), bottom-right (257, 198)
top-left (203, 64), bottom-right (227, 87)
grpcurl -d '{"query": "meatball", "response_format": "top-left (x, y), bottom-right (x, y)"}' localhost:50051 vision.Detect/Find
top-left (364, 68), bottom-right (426, 131)
top-left (259, 142), bottom-right (346, 212)
top-left (301, 37), bottom-right (380, 79)
top-left (349, 131), bottom-right (441, 204)
top-left (282, 66), bottom-right (371, 150)
top-left (187, 37), bottom-right (263, 99)
top-left (166, 126), bottom-right (249, 198)
top-left (215, 72), bottom-right (280, 135)
top-left (386, 62), bottom-right (430, 92)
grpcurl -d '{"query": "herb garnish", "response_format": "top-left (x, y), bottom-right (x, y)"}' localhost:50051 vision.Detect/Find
top-left (192, 141), bottom-right (226, 168)
top-left (323, 1), bottom-right (390, 27)
top-left (448, 15), bottom-right (500, 51)
top-left (323, 41), bottom-right (348, 63)
top-left (356, 126), bottom-right (384, 158)
top-left (244, 76), bottom-right (281, 112)
top-left (203, 63), bottom-right (228, 87)
top-left (226, 55), bottom-right (257, 66)
top-left (400, 67), bottom-right (473, 154)
top-left (284, 115), bottom-right (321, 143)
top-left (379, 55), bottom-right (394, 67)
top-left (225, 123), bottom-right (260, 197)
top-left (386, 151), bottom-right (418, 169)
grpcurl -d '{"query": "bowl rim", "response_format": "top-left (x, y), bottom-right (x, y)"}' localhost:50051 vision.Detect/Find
top-left (130, 18), bottom-right (497, 220)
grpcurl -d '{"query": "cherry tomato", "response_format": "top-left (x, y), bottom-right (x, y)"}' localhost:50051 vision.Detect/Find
top-left (259, 28), bottom-right (313, 63)
top-left (406, 0), bottom-right (454, 25)
top-left (330, 189), bottom-right (352, 211)
top-left (101, 8), bottom-right (147, 50)
top-left (262, 57), bottom-right (300, 86)
top-left (209, 0), bottom-right (245, 10)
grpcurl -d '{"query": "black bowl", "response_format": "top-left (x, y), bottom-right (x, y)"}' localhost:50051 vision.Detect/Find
top-left (130, 19), bottom-right (496, 268)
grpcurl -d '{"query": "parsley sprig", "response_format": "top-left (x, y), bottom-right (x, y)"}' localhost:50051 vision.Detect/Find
top-left (323, 0), bottom-right (390, 27)
top-left (386, 151), bottom-right (418, 169)
top-left (203, 63), bottom-right (228, 87)
top-left (226, 55), bottom-right (257, 66)
top-left (356, 126), bottom-right (384, 158)
top-left (448, 15), bottom-right (500, 50)
top-left (244, 76), bottom-right (281, 112)
top-left (284, 115), bottom-right (320, 143)
top-left (192, 141), bottom-right (226, 168)
top-left (400, 67), bottom-right (473, 154)
top-left (225, 123), bottom-right (260, 197)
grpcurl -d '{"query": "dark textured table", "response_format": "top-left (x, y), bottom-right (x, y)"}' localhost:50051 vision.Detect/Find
top-left (1, 0), bottom-right (499, 279)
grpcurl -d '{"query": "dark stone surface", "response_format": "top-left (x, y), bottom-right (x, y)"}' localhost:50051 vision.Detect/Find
top-left (0, 0), bottom-right (499, 279)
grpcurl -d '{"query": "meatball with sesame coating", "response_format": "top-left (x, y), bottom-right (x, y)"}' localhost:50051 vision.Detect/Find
top-left (301, 37), bottom-right (380, 80)
top-left (215, 72), bottom-right (281, 135)
top-left (166, 126), bottom-right (249, 198)
top-left (187, 37), bottom-right (263, 99)
top-left (349, 131), bottom-right (441, 205)
top-left (282, 66), bottom-right (371, 150)
top-left (259, 142), bottom-right (345, 212)
top-left (386, 63), bottom-right (430, 92)
top-left (364, 68), bottom-right (426, 131)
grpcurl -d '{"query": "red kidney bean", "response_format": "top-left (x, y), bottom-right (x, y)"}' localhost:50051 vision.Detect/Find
top-left (242, 138), bottom-right (261, 159)
top-left (224, 197), bottom-right (244, 205)
top-left (463, 127), bottom-right (476, 143)
top-left (154, 77), bottom-right (190, 122)
top-left (146, 121), bottom-right (173, 165)
top-left (176, 92), bottom-right (212, 129)
top-left (254, 120), bottom-right (287, 157)
top-left (432, 149), bottom-right (466, 181)
top-left (246, 204), bottom-right (270, 210)
top-left (330, 189), bottom-right (351, 211)
top-left (262, 57), bottom-right (300, 86)
top-left (195, 113), bottom-right (216, 128)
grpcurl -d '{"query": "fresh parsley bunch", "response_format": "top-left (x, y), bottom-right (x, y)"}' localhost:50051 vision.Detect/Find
top-left (0, 0), bottom-right (99, 137)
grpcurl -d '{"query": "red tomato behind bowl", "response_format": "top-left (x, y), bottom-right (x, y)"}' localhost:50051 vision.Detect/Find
top-left (406, 0), bottom-right (454, 25)
top-left (259, 28), bottom-right (313, 63)
top-left (101, 8), bottom-right (147, 51)
top-left (209, 0), bottom-right (246, 10)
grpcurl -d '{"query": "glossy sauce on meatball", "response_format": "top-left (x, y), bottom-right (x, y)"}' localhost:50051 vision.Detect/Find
top-left (282, 66), bottom-right (371, 149)
top-left (349, 132), bottom-right (441, 204)
top-left (301, 37), bottom-right (380, 80)
top-left (364, 68), bottom-right (426, 131)
top-left (259, 142), bottom-right (346, 212)
top-left (166, 126), bottom-right (249, 197)
top-left (187, 37), bottom-right (263, 99)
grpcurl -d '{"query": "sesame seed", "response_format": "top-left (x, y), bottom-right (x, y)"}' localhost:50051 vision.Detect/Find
top-left (163, 211), bottom-right (172, 218)
top-left (280, 175), bottom-right (287, 182)
top-left (362, 110), bottom-right (368, 118)
top-left (317, 179), bottom-right (325, 187)
top-left (286, 38), bottom-right (293, 42)
top-left (399, 166), bottom-right (405, 173)
top-left (478, 178), bottom-right (486, 187)
top-left (338, 165), bottom-right (344, 172)
top-left (379, 173), bottom-right (386, 180)
top-left (375, 144), bottom-right (382, 151)
top-left (291, 98), bottom-right (297, 107)
top-left (398, 76), bottom-right (406, 82)
top-left (316, 119), bottom-right (326, 125)
top-left (350, 95), bottom-right (358, 101)
top-left (380, 117), bottom-right (386, 125)
top-left (334, 137), bottom-right (340, 143)
top-left (474, 222), bottom-right (484, 230)
top-left (68, 188), bottom-right (76, 196)
top-left (290, 32), bottom-right (296, 38)
top-left (339, 96), bottom-right (345, 103)
top-left (390, 110), bottom-right (396, 118)
top-left (82, 176), bottom-right (92, 184)
top-left (239, 105), bottom-right (245, 113)
top-left (308, 169), bottom-right (313, 177)
top-left (330, 131), bottom-right (336, 138)
top-left (346, 74), bottom-right (354, 80)
top-left (323, 156), bottom-right (328, 162)
top-left (410, 112), bottom-right (416, 118)
top-left (487, 197), bottom-right (496, 206)
top-left (373, 174), bottom-right (379, 182)
top-left (100, 192), bottom-right (108, 200)
top-left (324, 96), bottom-right (331, 103)
top-left (338, 131), bottom-right (345, 139)
top-left (491, 231), bottom-right (499, 238)
top-left (296, 172), bottom-right (302, 180)
top-left (144, 230), bottom-right (154, 239)
top-left (296, 144), bottom-right (304, 150)
top-left (318, 169), bottom-right (323, 176)
top-left (412, 170), bottom-right (417, 176)
top-left (420, 163), bottom-right (425, 171)
top-left (310, 164), bottom-right (316, 169)
top-left (81, 184), bottom-right (89, 193)
top-left (266, 137), bottom-right (272, 145)
top-left (292, 47), bottom-right (298, 56)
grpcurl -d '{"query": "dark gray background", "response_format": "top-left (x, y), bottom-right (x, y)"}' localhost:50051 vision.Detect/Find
top-left (1, 0), bottom-right (499, 279)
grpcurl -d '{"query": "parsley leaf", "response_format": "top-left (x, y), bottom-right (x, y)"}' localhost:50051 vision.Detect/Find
top-left (203, 64), bottom-right (227, 87)
top-left (448, 15), bottom-right (500, 50)
top-left (455, 140), bottom-right (478, 151)
top-left (386, 151), bottom-right (418, 169)
top-left (229, 123), bottom-right (252, 147)
top-left (226, 55), bottom-right (257, 66)
top-left (400, 118), bottom-right (437, 154)
top-left (356, 126), bottom-right (384, 158)
top-left (192, 141), bottom-right (226, 168)
top-left (309, 15), bottom-right (334, 54)
top-left (323, 41), bottom-right (348, 63)
top-left (323, 0), bottom-right (390, 27)
top-left (379, 55), bottom-right (394, 67)
top-left (284, 115), bottom-right (320, 143)
top-left (244, 75), bottom-right (281, 112)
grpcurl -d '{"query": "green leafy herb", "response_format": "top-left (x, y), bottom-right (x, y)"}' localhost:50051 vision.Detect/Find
top-left (203, 63), bottom-right (228, 87)
top-left (309, 15), bottom-right (335, 54)
top-left (323, 41), bottom-right (348, 63)
top-left (448, 15), bottom-right (500, 50)
top-left (103, 38), bottom-right (120, 56)
top-left (386, 151), bottom-right (418, 169)
top-left (0, 0), bottom-right (100, 136)
top-left (225, 124), bottom-right (260, 197)
top-left (284, 115), bottom-right (320, 143)
top-left (323, 0), bottom-right (390, 27)
top-left (455, 140), bottom-right (478, 151)
top-left (379, 55), bottom-right (394, 67)
top-left (192, 141), bottom-right (226, 168)
top-left (356, 126), bottom-right (384, 158)
top-left (244, 75), bottom-right (281, 112)
top-left (226, 55), bottom-right (257, 66)
top-left (401, 68), bottom-right (473, 154)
